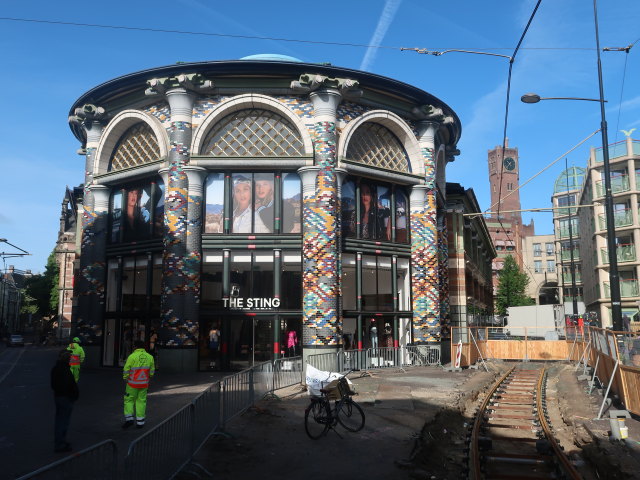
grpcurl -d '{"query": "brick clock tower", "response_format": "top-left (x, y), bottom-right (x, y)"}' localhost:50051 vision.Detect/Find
top-left (486, 139), bottom-right (534, 296)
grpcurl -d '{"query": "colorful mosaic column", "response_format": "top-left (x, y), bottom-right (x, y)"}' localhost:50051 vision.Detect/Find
top-left (184, 166), bottom-right (207, 343)
top-left (160, 88), bottom-right (195, 346)
top-left (76, 119), bottom-right (106, 344)
top-left (301, 87), bottom-right (342, 352)
top-left (411, 121), bottom-right (441, 343)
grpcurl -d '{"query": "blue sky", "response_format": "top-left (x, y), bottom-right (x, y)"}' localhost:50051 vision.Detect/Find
top-left (1, 0), bottom-right (639, 273)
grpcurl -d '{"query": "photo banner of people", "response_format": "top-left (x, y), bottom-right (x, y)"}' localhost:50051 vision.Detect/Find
top-left (110, 180), bottom-right (164, 243)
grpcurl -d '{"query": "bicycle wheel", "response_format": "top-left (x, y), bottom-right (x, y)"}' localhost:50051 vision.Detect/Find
top-left (336, 398), bottom-right (365, 432)
top-left (305, 399), bottom-right (330, 439)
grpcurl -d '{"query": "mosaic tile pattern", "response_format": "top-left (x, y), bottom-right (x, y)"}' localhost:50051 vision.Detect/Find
top-left (438, 214), bottom-right (451, 339)
top-left (278, 96), bottom-right (315, 119)
top-left (411, 144), bottom-right (440, 343)
top-left (146, 103), bottom-right (171, 125)
top-left (76, 147), bottom-right (106, 345)
top-left (337, 101), bottom-right (371, 123)
top-left (160, 120), bottom-right (195, 346)
top-left (183, 187), bottom-right (203, 341)
top-left (192, 96), bottom-right (229, 122)
top-left (302, 121), bottom-right (339, 346)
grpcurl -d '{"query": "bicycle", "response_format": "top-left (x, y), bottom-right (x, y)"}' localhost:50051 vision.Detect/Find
top-left (304, 372), bottom-right (365, 439)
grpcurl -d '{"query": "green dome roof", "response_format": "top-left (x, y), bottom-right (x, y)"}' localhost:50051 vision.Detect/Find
top-left (240, 54), bottom-right (302, 62)
top-left (554, 166), bottom-right (586, 193)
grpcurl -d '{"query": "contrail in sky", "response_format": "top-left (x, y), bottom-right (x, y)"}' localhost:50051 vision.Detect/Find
top-left (360, 0), bottom-right (402, 71)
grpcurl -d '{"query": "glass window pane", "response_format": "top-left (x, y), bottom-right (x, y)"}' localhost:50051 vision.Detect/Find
top-left (151, 254), bottom-right (162, 314)
top-left (282, 173), bottom-right (301, 234)
top-left (123, 186), bottom-right (152, 242)
top-left (341, 180), bottom-right (356, 238)
top-left (232, 174), bottom-right (254, 233)
top-left (121, 257), bottom-right (136, 311)
top-left (395, 189), bottom-right (408, 243)
top-left (231, 251), bottom-right (252, 299)
top-left (254, 252), bottom-right (274, 300)
top-left (362, 255), bottom-right (377, 310)
top-left (202, 252), bottom-right (224, 309)
top-left (110, 191), bottom-right (122, 243)
top-left (254, 173), bottom-right (275, 233)
top-left (376, 185), bottom-right (391, 241)
top-left (106, 259), bottom-right (119, 312)
top-left (342, 253), bottom-right (356, 310)
top-left (360, 182), bottom-right (377, 240)
top-left (378, 257), bottom-right (392, 310)
top-left (397, 258), bottom-right (410, 311)
top-left (282, 252), bottom-right (302, 310)
top-left (205, 173), bottom-right (224, 233)
top-left (134, 255), bottom-right (148, 311)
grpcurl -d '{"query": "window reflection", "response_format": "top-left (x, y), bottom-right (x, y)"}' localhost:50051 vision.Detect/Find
top-left (204, 173), bottom-right (224, 233)
top-left (282, 173), bottom-right (301, 233)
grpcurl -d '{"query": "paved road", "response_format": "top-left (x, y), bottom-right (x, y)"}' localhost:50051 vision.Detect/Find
top-left (0, 344), bottom-right (224, 479)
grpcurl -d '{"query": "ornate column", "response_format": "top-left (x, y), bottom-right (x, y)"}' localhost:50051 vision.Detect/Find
top-left (71, 106), bottom-right (106, 347)
top-left (411, 120), bottom-right (441, 344)
top-left (184, 165), bottom-right (207, 342)
top-left (438, 212), bottom-right (450, 339)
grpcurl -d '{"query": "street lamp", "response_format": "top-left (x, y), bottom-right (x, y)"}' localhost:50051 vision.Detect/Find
top-left (520, 0), bottom-right (622, 331)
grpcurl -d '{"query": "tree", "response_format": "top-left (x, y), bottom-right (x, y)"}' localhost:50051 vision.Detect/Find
top-left (20, 249), bottom-right (59, 318)
top-left (495, 255), bottom-right (535, 315)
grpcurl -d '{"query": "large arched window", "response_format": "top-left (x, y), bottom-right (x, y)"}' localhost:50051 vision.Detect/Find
top-left (202, 109), bottom-right (304, 157)
top-left (346, 122), bottom-right (410, 173)
top-left (108, 123), bottom-right (161, 172)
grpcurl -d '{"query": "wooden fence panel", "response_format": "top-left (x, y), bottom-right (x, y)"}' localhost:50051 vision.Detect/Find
top-left (620, 367), bottom-right (640, 416)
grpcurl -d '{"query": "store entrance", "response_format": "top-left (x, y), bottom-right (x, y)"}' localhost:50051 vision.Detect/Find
top-left (103, 316), bottom-right (146, 367)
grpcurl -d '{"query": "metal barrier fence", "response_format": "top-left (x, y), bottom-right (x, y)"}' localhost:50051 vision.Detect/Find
top-left (25, 346), bottom-right (441, 480)
top-left (271, 356), bottom-right (303, 392)
top-left (17, 440), bottom-right (118, 480)
top-left (125, 404), bottom-right (193, 480)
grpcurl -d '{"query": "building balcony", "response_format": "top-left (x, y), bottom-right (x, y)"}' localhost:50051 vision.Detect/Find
top-left (563, 272), bottom-right (582, 284)
top-left (563, 295), bottom-right (584, 303)
top-left (558, 227), bottom-right (580, 239)
top-left (598, 209), bottom-right (633, 230)
top-left (604, 279), bottom-right (639, 298)
top-left (594, 140), bottom-right (629, 162)
top-left (560, 249), bottom-right (580, 261)
top-left (555, 206), bottom-right (578, 217)
top-left (601, 244), bottom-right (636, 264)
top-left (595, 175), bottom-right (630, 197)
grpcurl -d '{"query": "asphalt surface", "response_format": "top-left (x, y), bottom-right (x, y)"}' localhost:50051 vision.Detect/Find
top-left (0, 343), bottom-right (224, 479)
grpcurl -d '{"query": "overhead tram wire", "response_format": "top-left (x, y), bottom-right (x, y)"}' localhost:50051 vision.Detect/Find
top-left (0, 16), bottom-right (600, 53)
top-left (603, 41), bottom-right (636, 145)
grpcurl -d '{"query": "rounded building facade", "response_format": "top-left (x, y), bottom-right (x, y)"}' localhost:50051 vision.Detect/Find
top-left (68, 58), bottom-right (461, 372)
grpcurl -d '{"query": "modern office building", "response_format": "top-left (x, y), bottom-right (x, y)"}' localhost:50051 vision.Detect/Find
top-left (445, 183), bottom-right (496, 329)
top-left (485, 140), bottom-right (535, 299)
top-left (551, 166), bottom-right (585, 317)
top-left (577, 136), bottom-right (640, 327)
top-left (67, 56), bottom-right (462, 372)
top-left (521, 234), bottom-right (558, 305)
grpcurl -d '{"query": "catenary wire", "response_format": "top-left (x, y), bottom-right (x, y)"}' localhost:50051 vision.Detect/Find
top-left (0, 16), bottom-right (600, 52)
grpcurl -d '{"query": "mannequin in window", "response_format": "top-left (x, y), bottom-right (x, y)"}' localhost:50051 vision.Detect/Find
top-left (254, 175), bottom-right (274, 233)
top-left (384, 322), bottom-right (393, 348)
top-left (369, 320), bottom-right (378, 349)
top-left (208, 325), bottom-right (220, 368)
top-left (286, 328), bottom-right (298, 357)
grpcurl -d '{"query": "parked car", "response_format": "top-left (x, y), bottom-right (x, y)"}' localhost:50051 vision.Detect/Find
top-left (7, 334), bottom-right (25, 347)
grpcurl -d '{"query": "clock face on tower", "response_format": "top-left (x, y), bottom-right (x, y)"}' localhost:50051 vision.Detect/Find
top-left (503, 157), bottom-right (516, 171)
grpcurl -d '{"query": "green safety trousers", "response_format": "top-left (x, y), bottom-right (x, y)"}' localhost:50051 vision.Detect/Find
top-left (124, 385), bottom-right (148, 426)
top-left (70, 365), bottom-right (80, 383)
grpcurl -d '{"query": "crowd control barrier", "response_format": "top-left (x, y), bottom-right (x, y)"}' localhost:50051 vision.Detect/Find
top-left (16, 440), bottom-right (118, 480)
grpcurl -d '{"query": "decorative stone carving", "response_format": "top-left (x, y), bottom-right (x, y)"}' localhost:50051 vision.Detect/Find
top-left (145, 73), bottom-right (214, 96)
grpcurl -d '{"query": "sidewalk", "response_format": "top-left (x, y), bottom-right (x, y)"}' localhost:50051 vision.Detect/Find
top-left (6, 346), bottom-right (224, 479)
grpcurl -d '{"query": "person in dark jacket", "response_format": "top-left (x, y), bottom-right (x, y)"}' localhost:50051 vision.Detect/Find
top-left (51, 349), bottom-right (79, 453)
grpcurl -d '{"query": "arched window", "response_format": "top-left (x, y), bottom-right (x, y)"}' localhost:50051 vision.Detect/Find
top-left (346, 123), bottom-right (410, 173)
top-left (202, 109), bottom-right (304, 157)
top-left (109, 123), bottom-right (161, 172)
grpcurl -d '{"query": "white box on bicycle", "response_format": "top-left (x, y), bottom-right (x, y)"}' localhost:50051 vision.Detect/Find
top-left (305, 364), bottom-right (354, 398)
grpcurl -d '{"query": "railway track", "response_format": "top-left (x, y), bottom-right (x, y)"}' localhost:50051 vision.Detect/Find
top-left (469, 365), bottom-right (582, 480)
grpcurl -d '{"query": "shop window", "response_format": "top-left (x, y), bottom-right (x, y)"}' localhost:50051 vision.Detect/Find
top-left (341, 179), bottom-right (409, 243)
top-left (230, 251), bottom-right (274, 302)
top-left (281, 252), bottom-right (302, 310)
top-left (204, 172), bottom-right (301, 235)
top-left (341, 254), bottom-right (356, 310)
top-left (362, 255), bottom-right (394, 311)
top-left (109, 178), bottom-right (164, 244)
top-left (202, 254), bottom-right (224, 309)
